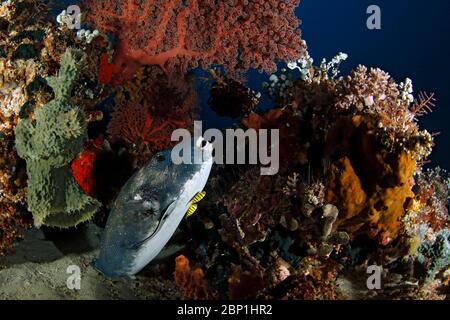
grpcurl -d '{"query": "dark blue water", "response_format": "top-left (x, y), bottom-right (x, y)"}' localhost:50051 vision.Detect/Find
top-left (298, 0), bottom-right (450, 169)
top-left (200, 0), bottom-right (450, 169)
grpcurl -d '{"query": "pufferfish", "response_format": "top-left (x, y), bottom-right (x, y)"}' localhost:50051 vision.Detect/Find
top-left (94, 137), bottom-right (213, 278)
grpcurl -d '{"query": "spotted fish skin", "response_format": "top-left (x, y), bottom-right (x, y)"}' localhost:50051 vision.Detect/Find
top-left (94, 138), bottom-right (213, 278)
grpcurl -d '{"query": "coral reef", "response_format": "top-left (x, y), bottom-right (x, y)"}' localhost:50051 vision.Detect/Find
top-left (83, 0), bottom-right (306, 83)
top-left (0, 0), bottom-right (110, 249)
top-left (418, 230), bottom-right (450, 279)
top-left (108, 100), bottom-right (187, 166)
top-left (108, 66), bottom-right (196, 167)
top-left (15, 48), bottom-right (101, 228)
top-left (71, 137), bottom-right (104, 196)
top-left (0, 0), bottom-right (55, 252)
top-left (0, 120), bottom-right (28, 253)
top-left (179, 51), bottom-right (448, 300)
top-left (0, 0), bottom-right (447, 301)
top-left (325, 115), bottom-right (417, 244)
top-left (174, 255), bottom-right (211, 300)
top-left (0, 201), bottom-right (28, 255)
top-left (220, 168), bottom-right (291, 267)
top-left (206, 69), bottom-right (260, 118)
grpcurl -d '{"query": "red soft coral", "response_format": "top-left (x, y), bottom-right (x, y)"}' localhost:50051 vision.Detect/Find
top-left (98, 53), bottom-right (116, 85)
top-left (71, 138), bottom-right (104, 196)
top-left (108, 101), bottom-right (188, 155)
top-left (83, 0), bottom-right (306, 84)
top-left (107, 66), bottom-right (196, 165)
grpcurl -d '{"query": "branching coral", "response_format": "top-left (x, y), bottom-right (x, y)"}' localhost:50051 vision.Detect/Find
top-left (403, 167), bottom-right (450, 244)
top-left (258, 54), bottom-right (439, 245)
top-left (212, 54), bottom-right (430, 297)
top-left (108, 66), bottom-right (196, 166)
top-left (15, 48), bottom-right (101, 228)
top-left (267, 55), bottom-right (435, 163)
top-left (83, 0), bottom-right (306, 83)
top-left (0, 0), bottom-right (446, 300)
top-left (197, 52), bottom-right (448, 299)
top-left (221, 168), bottom-right (291, 248)
top-left (335, 66), bottom-right (434, 160)
top-left (108, 100), bottom-right (187, 158)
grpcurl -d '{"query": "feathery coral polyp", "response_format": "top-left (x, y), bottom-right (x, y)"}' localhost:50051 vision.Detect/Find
top-left (108, 101), bottom-right (188, 152)
top-left (84, 0), bottom-right (306, 83)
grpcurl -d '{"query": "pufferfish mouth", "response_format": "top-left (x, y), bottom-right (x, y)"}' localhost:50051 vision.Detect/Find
top-left (195, 136), bottom-right (213, 154)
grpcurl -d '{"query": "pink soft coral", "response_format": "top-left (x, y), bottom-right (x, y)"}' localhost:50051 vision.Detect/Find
top-left (84, 0), bottom-right (306, 83)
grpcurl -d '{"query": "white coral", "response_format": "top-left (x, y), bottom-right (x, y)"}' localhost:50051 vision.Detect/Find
top-left (76, 29), bottom-right (100, 44)
top-left (1, 86), bottom-right (26, 117)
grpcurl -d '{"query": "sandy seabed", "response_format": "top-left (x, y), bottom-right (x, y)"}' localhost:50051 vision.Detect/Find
top-left (0, 224), bottom-right (183, 300)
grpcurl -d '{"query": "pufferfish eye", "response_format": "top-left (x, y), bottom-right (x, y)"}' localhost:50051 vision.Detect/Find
top-left (196, 137), bottom-right (209, 149)
top-left (156, 154), bottom-right (166, 162)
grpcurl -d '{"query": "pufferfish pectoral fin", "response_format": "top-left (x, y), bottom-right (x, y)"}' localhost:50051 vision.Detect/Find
top-left (185, 191), bottom-right (206, 219)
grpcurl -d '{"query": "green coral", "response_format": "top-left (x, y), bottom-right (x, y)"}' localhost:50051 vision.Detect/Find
top-left (418, 229), bottom-right (450, 279)
top-left (15, 48), bottom-right (101, 228)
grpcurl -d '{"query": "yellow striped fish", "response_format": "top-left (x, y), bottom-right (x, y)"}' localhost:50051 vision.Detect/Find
top-left (185, 191), bottom-right (206, 218)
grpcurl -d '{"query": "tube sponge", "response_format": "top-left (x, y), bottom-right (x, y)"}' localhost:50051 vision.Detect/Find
top-left (15, 48), bottom-right (101, 228)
